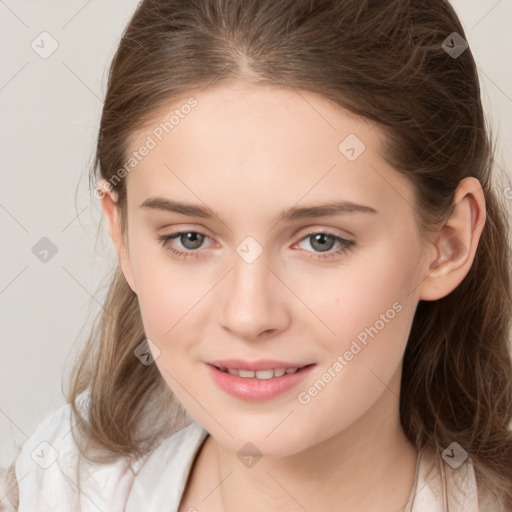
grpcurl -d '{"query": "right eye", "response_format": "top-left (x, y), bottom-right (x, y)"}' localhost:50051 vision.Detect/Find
top-left (157, 231), bottom-right (212, 260)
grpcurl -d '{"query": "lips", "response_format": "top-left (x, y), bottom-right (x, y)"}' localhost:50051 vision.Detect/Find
top-left (206, 362), bottom-right (316, 401)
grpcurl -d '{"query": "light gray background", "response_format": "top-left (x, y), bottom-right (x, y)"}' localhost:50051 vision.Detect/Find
top-left (1, 1), bottom-right (511, 468)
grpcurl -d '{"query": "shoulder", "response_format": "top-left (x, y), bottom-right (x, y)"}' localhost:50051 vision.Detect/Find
top-left (409, 445), bottom-right (507, 512)
top-left (125, 420), bottom-right (209, 511)
top-left (13, 390), bottom-right (146, 512)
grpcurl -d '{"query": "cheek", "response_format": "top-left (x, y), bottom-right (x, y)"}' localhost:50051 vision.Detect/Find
top-left (289, 241), bottom-right (418, 344)
top-left (128, 239), bottom-right (209, 340)
top-left (334, 251), bottom-right (418, 383)
top-left (288, 245), bottom-right (420, 409)
top-left (136, 272), bottom-right (206, 341)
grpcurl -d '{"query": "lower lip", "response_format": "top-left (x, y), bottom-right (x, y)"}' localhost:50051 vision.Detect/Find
top-left (206, 363), bottom-right (316, 401)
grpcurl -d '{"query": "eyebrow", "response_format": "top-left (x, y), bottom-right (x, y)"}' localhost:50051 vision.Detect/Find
top-left (139, 197), bottom-right (378, 222)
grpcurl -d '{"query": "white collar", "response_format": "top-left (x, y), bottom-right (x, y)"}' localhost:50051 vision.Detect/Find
top-left (126, 422), bottom-right (481, 511)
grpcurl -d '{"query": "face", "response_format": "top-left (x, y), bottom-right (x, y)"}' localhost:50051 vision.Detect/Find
top-left (109, 83), bottom-right (430, 458)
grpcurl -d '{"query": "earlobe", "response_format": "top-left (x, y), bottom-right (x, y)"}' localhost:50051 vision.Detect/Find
top-left (97, 179), bottom-right (138, 295)
top-left (418, 177), bottom-right (486, 301)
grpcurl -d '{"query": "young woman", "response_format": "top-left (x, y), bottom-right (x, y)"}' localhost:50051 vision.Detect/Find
top-left (6, 1), bottom-right (512, 510)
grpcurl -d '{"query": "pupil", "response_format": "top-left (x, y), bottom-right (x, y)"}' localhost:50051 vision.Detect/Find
top-left (312, 234), bottom-right (334, 252)
top-left (182, 232), bottom-right (203, 249)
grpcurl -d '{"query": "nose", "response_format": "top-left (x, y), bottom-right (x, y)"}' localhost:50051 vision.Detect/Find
top-left (219, 248), bottom-right (290, 341)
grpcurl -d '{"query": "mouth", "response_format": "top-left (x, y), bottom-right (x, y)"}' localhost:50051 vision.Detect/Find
top-left (206, 362), bottom-right (317, 401)
top-left (211, 364), bottom-right (315, 380)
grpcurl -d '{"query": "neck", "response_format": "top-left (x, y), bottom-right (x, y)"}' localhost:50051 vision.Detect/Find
top-left (203, 370), bottom-right (419, 512)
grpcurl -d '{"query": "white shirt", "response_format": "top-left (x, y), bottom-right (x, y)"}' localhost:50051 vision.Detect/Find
top-left (13, 394), bottom-right (490, 511)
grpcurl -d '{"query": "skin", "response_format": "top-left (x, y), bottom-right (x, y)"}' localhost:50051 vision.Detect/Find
top-left (99, 82), bottom-right (486, 511)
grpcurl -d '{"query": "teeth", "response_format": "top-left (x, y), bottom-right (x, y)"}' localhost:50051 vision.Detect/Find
top-left (239, 369), bottom-right (258, 378)
top-left (221, 367), bottom-right (301, 379)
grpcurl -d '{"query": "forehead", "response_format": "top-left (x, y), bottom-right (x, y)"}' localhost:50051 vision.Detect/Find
top-left (123, 84), bottom-right (416, 224)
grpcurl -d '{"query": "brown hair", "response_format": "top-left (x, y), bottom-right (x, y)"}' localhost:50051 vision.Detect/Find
top-left (61, 0), bottom-right (512, 508)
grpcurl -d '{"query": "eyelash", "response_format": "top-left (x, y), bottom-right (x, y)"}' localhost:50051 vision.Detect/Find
top-left (157, 230), bottom-right (355, 261)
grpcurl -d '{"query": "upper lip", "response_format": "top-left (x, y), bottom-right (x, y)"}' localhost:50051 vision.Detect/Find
top-left (207, 359), bottom-right (314, 371)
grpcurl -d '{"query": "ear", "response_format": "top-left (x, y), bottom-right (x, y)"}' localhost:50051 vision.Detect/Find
top-left (418, 177), bottom-right (486, 301)
top-left (97, 179), bottom-right (138, 295)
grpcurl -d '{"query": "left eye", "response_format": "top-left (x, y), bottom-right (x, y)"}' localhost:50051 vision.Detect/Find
top-left (157, 230), bottom-right (355, 260)
top-left (293, 231), bottom-right (355, 259)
